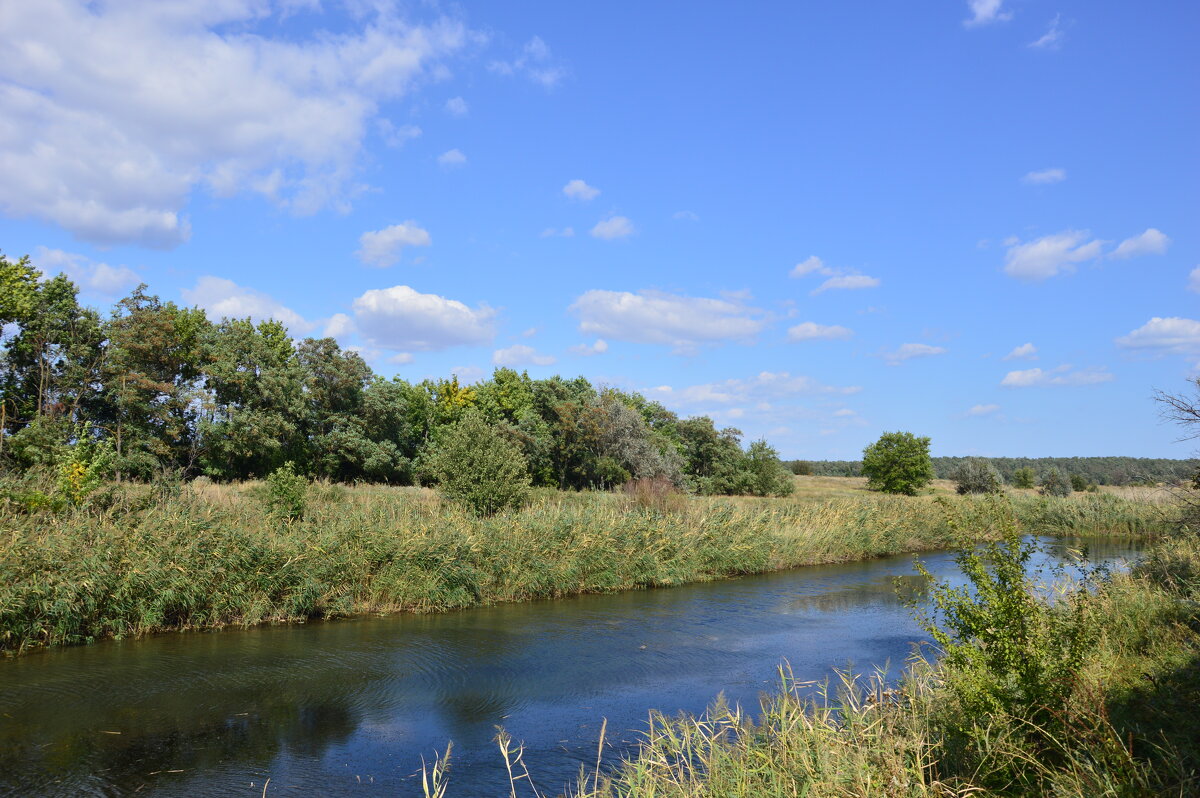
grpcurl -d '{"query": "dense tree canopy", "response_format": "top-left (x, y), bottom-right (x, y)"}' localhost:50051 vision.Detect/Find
top-left (0, 253), bottom-right (793, 496)
top-left (861, 431), bottom-right (935, 496)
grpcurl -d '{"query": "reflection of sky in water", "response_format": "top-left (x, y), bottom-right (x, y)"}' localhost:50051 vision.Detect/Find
top-left (0, 536), bottom-right (1143, 797)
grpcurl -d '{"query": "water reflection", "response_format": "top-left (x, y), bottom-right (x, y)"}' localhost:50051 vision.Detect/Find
top-left (0, 536), bottom-right (1142, 797)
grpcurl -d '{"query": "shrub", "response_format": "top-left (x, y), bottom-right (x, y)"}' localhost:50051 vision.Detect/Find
top-left (1011, 466), bottom-right (1037, 489)
top-left (428, 413), bottom-right (531, 516)
top-left (908, 509), bottom-right (1098, 760)
top-left (265, 461), bottom-right (308, 520)
top-left (861, 431), bottom-right (934, 496)
top-left (740, 440), bottom-right (796, 497)
top-left (1040, 468), bottom-right (1073, 497)
top-left (622, 476), bottom-right (686, 513)
top-left (1069, 473), bottom-right (1090, 492)
top-left (951, 458), bottom-right (1003, 495)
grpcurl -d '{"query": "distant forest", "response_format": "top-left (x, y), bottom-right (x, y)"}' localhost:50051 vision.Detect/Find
top-left (787, 457), bottom-right (1198, 486)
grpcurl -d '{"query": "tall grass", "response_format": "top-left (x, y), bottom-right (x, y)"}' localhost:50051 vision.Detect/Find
top-left (0, 480), bottom-right (1172, 654)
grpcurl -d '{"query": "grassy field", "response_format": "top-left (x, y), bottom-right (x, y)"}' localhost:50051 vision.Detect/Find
top-left (0, 476), bottom-right (1175, 655)
top-left (539, 525), bottom-right (1200, 798)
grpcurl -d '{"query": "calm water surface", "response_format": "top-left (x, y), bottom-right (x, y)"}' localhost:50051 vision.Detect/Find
top-left (0, 537), bottom-right (1140, 797)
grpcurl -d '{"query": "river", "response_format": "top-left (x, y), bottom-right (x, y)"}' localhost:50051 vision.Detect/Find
top-left (0, 536), bottom-right (1141, 797)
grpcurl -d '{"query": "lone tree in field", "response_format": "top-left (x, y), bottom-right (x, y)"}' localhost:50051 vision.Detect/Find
top-left (428, 413), bottom-right (531, 516)
top-left (861, 431), bottom-right (934, 496)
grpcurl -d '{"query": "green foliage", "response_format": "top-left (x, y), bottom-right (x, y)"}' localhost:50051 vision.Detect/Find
top-left (265, 461), bottom-right (307, 520)
top-left (0, 258), bottom-right (793, 495)
top-left (951, 457), bottom-right (1003, 495)
top-left (861, 430), bottom-right (934, 495)
top-left (428, 414), bottom-right (531, 516)
top-left (1069, 472), bottom-right (1090, 492)
top-left (909, 509), bottom-right (1096, 736)
top-left (1040, 468), bottom-right (1073, 497)
top-left (1011, 466), bottom-right (1037, 489)
top-left (56, 428), bottom-right (114, 506)
top-left (739, 439), bottom-right (796, 497)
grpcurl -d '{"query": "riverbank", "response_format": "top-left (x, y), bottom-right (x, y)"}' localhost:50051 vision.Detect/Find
top-left (559, 529), bottom-right (1200, 797)
top-left (0, 478), bottom-right (1172, 655)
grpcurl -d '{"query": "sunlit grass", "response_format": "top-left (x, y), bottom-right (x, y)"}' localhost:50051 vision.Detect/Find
top-left (0, 478), bottom-right (1172, 654)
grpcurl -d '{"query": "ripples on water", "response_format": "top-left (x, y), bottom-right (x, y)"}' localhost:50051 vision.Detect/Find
top-left (0, 536), bottom-right (1142, 797)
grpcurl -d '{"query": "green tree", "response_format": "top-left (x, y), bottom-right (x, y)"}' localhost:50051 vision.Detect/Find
top-left (739, 439), bottom-right (796, 497)
top-left (199, 318), bottom-right (307, 479)
top-left (101, 287), bottom-right (210, 479)
top-left (428, 414), bottom-right (531, 516)
top-left (1040, 468), bottom-right (1073, 497)
top-left (1011, 466), bottom-right (1037, 489)
top-left (951, 458), bottom-right (1003, 495)
top-left (1, 270), bottom-right (105, 457)
top-left (861, 431), bottom-right (934, 495)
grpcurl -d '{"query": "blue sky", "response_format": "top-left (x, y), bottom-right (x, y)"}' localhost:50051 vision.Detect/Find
top-left (1, 0), bottom-right (1196, 459)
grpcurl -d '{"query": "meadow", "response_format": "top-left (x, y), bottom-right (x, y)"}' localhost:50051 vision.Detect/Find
top-left (0, 475), bottom-right (1172, 656)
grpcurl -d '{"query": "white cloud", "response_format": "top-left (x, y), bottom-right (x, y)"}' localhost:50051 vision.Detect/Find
top-left (673, 210), bottom-right (699, 222)
top-left (1001, 365), bottom-right (1114, 387)
top-left (356, 222), bottom-right (432, 268)
top-left (33, 246), bottom-right (141, 297)
top-left (387, 352), bottom-right (415, 365)
top-left (590, 216), bottom-right (634, 239)
top-left (569, 339), bottom-right (608, 356)
top-left (493, 344), bottom-right (556, 367)
top-left (787, 322), bottom-right (853, 342)
top-left (377, 120), bottom-right (422, 148)
top-left (444, 96), bottom-right (468, 116)
top-left (789, 255), bottom-right (881, 294)
top-left (657, 371), bottom-right (860, 406)
top-left (437, 148), bottom-right (467, 167)
top-left (964, 0), bottom-right (1012, 27)
top-left (1115, 317), bottom-right (1200, 355)
top-left (0, 2), bottom-right (469, 247)
top-left (814, 274), bottom-right (881, 294)
top-left (1003, 230), bottom-right (1103, 281)
top-left (324, 312), bottom-right (355, 338)
top-left (351, 285), bottom-right (495, 351)
top-left (1003, 342), bottom-right (1038, 361)
top-left (488, 35), bottom-right (566, 88)
top-left (540, 226), bottom-right (575, 238)
top-left (1021, 167), bottom-right (1066, 185)
top-left (1189, 267), bottom-right (1200, 294)
top-left (1029, 14), bottom-right (1064, 49)
top-left (182, 276), bottom-right (315, 333)
top-left (1111, 228), bottom-right (1170, 259)
top-left (790, 256), bottom-right (828, 278)
top-left (562, 179), bottom-right (600, 201)
top-left (571, 289), bottom-right (766, 350)
top-left (967, 403), bottom-right (1001, 417)
top-left (884, 343), bottom-right (948, 365)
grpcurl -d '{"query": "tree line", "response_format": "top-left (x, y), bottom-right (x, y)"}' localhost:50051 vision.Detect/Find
top-left (0, 253), bottom-right (794, 496)
top-left (788, 456), bottom-right (1197, 486)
